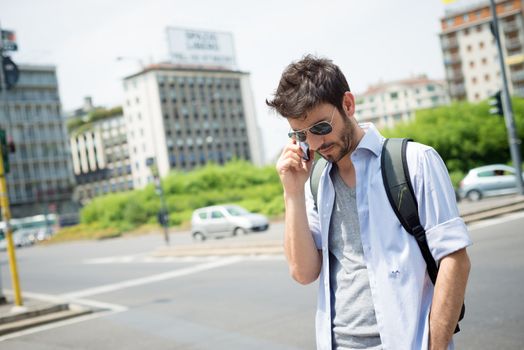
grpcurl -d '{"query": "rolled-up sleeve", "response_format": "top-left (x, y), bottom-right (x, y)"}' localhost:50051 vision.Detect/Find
top-left (410, 145), bottom-right (472, 262)
top-left (305, 178), bottom-right (322, 249)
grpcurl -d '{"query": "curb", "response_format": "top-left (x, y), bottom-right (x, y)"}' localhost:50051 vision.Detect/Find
top-left (153, 199), bottom-right (524, 258)
top-left (0, 303), bottom-right (92, 336)
top-left (461, 200), bottom-right (524, 223)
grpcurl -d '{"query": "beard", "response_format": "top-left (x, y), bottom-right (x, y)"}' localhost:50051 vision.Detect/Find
top-left (318, 116), bottom-right (356, 163)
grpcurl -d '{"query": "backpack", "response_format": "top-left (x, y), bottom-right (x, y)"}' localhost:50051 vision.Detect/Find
top-left (309, 138), bottom-right (464, 333)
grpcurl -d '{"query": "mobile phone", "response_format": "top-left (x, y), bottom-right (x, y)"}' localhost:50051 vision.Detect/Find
top-left (299, 141), bottom-right (310, 161)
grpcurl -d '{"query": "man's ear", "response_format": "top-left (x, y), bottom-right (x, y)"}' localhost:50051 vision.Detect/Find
top-left (342, 91), bottom-right (355, 116)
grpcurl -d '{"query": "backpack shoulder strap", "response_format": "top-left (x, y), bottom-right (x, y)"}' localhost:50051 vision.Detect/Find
top-left (310, 157), bottom-right (328, 211)
top-left (381, 138), bottom-right (439, 285)
top-left (381, 138), bottom-right (465, 332)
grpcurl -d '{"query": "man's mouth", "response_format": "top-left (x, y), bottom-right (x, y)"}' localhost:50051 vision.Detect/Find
top-left (319, 143), bottom-right (335, 153)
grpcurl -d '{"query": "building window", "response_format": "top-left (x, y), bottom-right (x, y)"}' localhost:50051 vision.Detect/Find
top-left (485, 74), bottom-right (490, 82)
top-left (482, 57), bottom-right (488, 65)
top-left (479, 41), bottom-right (485, 49)
top-left (463, 14), bottom-right (469, 22)
top-left (464, 28), bottom-right (469, 35)
top-left (469, 61), bottom-right (475, 68)
top-left (467, 44), bottom-right (472, 52)
top-left (472, 77), bottom-right (478, 84)
top-left (390, 92), bottom-right (398, 99)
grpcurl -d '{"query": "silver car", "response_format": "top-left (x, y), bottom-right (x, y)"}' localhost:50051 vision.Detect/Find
top-left (458, 164), bottom-right (524, 201)
top-left (191, 205), bottom-right (269, 241)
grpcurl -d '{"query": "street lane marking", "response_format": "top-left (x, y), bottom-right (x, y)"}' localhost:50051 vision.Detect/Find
top-left (84, 254), bottom-right (285, 264)
top-left (62, 256), bottom-right (244, 299)
top-left (84, 254), bottom-right (221, 264)
top-left (468, 210), bottom-right (524, 231)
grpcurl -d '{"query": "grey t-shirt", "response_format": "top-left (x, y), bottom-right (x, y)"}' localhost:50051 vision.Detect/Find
top-left (329, 166), bottom-right (382, 349)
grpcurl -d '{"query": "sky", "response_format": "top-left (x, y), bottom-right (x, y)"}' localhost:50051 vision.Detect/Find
top-left (1, 0), bottom-right (482, 163)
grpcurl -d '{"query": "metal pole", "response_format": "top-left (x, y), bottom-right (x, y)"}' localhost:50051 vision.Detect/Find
top-left (0, 21), bottom-right (23, 306)
top-left (150, 163), bottom-right (169, 245)
top-left (489, 0), bottom-right (524, 194)
top-left (0, 142), bottom-right (23, 306)
top-left (157, 177), bottom-right (170, 245)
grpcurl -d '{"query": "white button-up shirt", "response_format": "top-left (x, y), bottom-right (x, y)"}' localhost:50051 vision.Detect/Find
top-left (305, 123), bottom-right (472, 350)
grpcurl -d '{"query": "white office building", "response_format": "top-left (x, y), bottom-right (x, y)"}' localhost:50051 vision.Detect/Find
top-left (68, 102), bottom-right (133, 204)
top-left (122, 63), bottom-right (264, 188)
top-left (355, 76), bottom-right (450, 129)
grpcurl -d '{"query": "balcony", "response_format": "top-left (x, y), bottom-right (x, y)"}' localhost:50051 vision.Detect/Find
top-left (514, 87), bottom-right (524, 97)
top-left (441, 37), bottom-right (459, 50)
top-left (447, 70), bottom-right (464, 81)
top-left (444, 54), bottom-right (462, 65)
top-left (503, 22), bottom-right (519, 33)
top-left (449, 83), bottom-right (466, 97)
top-left (511, 70), bottom-right (524, 82)
top-left (506, 38), bottom-right (522, 50)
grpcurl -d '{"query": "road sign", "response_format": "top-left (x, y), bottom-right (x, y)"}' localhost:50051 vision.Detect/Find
top-left (1, 30), bottom-right (18, 51)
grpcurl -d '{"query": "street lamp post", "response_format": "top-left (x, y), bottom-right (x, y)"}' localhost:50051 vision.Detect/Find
top-left (116, 56), bottom-right (145, 69)
top-left (489, 0), bottom-right (524, 194)
top-left (146, 158), bottom-right (169, 245)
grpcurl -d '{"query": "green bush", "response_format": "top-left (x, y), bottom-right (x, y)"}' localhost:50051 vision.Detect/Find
top-left (79, 160), bottom-right (284, 232)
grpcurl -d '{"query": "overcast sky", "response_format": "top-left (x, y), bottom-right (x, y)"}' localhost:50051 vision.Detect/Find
top-left (1, 0), bottom-right (481, 163)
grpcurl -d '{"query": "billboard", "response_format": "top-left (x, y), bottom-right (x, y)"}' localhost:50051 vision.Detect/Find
top-left (166, 27), bottom-right (237, 70)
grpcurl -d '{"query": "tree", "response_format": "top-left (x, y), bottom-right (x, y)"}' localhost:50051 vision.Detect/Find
top-left (382, 98), bottom-right (524, 174)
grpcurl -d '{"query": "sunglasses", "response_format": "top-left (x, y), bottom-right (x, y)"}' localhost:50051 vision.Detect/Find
top-left (287, 106), bottom-right (337, 142)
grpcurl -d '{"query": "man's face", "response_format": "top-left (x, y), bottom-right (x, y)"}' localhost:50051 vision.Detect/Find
top-left (288, 102), bottom-right (357, 163)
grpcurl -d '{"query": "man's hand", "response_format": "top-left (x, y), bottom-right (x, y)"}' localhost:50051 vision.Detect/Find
top-left (277, 139), bottom-right (321, 285)
top-left (276, 140), bottom-right (314, 196)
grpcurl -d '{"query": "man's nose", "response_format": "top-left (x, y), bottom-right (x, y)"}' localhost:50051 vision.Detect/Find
top-left (306, 134), bottom-right (324, 151)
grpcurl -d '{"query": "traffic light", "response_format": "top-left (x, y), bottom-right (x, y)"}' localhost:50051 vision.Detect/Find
top-left (0, 129), bottom-right (9, 174)
top-left (489, 90), bottom-right (503, 116)
top-left (0, 129), bottom-right (15, 174)
top-left (157, 210), bottom-right (169, 226)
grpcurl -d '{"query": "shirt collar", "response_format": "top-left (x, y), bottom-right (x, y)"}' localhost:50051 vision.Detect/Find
top-left (355, 122), bottom-right (385, 157)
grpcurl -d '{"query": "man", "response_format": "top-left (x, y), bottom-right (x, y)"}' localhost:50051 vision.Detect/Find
top-left (267, 55), bottom-right (471, 350)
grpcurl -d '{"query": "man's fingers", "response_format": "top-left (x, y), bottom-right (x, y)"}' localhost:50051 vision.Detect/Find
top-left (279, 157), bottom-right (306, 174)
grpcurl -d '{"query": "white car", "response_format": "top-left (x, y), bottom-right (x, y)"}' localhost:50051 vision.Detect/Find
top-left (191, 205), bottom-right (269, 241)
top-left (458, 164), bottom-right (524, 201)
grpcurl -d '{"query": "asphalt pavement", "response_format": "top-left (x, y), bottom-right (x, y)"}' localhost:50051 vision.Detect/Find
top-left (0, 194), bottom-right (523, 348)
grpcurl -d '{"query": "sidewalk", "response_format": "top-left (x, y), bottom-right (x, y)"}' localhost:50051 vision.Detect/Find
top-left (0, 194), bottom-right (523, 338)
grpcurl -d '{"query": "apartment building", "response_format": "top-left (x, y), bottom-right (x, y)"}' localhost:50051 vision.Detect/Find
top-left (0, 64), bottom-right (75, 217)
top-left (68, 101), bottom-right (133, 204)
top-left (440, 0), bottom-right (524, 101)
top-left (122, 63), bottom-right (264, 188)
top-left (355, 76), bottom-right (450, 129)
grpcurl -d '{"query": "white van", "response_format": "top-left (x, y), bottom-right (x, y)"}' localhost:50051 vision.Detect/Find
top-left (190, 205), bottom-right (269, 241)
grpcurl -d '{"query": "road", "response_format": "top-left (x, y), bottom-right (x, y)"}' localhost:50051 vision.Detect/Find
top-left (0, 211), bottom-right (523, 349)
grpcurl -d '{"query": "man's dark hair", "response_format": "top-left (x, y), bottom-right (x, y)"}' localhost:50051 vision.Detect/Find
top-left (266, 54), bottom-right (350, 119)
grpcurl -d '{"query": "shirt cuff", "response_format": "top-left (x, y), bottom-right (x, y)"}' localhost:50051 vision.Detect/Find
top-left (425, 217), bottom-right (472, 262)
